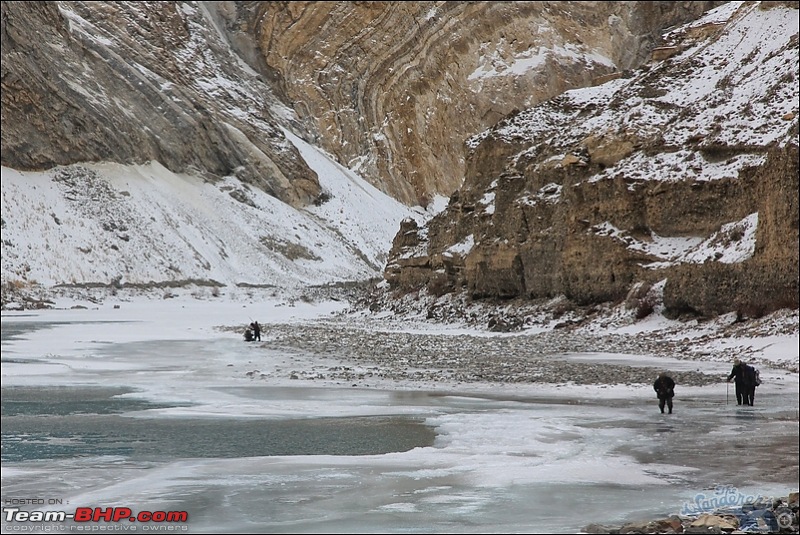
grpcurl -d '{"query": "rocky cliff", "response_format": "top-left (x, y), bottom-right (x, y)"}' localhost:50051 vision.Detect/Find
top-left (252, 1), bottom-right (719, 205)
top-left (1, 1), bottom-right (320, 208)
top-left (7, 0), bottom-right (789, 312)
top-left (2, 1), bottom-right (719, 208)
top-left (385, 1), bottom-right (799, 317)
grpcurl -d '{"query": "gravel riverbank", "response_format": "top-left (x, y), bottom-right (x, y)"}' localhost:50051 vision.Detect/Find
top-left (251, 322), bottom-right (723, 388)
top-left (222, 284), bottom-right (798, 391)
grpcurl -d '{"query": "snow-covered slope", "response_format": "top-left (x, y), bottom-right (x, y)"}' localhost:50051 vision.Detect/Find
top-left (473, 1), bottom-right (798, 181)
top-left (1, 136), bottom-right (440, 289)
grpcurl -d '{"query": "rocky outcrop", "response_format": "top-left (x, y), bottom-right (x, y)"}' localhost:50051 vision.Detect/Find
top-left (251, 1), bottom-right (720, 205)
top-left (1, 2), bottom-right (320, 207)
top-left (385, 1), bottom-right (800, 317)
top-left (663, 144), bottom-right (800, 316)
top-left (585, 490), bottom-right (799, 534)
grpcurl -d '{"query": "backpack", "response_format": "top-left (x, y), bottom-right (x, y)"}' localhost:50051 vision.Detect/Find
top-left (744, 364), bottom-right (761, 386)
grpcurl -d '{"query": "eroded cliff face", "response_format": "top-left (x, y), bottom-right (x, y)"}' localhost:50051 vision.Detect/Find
top-left (2, 1), bottom-right (719, 208)
top-left (251, 1), bottom-right (719, 205)
top-left (1, 1), bottom-right (319, 207)
top-left (385, 1), bottom-right (799, 317)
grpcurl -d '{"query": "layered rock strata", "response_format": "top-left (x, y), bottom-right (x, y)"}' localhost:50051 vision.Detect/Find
top-left (386, 1), bottom-right (800, 317)
top-left (253, 1), bottom-right (720, 205)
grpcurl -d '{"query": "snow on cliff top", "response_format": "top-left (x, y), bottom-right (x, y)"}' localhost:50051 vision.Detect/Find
top-left (468, 1), bottom-right (799, 186)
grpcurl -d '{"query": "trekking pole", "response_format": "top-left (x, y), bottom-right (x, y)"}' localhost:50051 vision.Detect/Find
top-left (726, 380), bottom-right (729, 405)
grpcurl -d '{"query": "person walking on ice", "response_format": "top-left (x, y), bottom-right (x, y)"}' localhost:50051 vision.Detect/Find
top-left (653, 372), bottom-right (675, 414)
top-left (727, 358), bottom-right (754, 406)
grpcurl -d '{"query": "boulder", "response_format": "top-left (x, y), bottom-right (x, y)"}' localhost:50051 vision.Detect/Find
top-left (688, 514), bottom-right (736, 531)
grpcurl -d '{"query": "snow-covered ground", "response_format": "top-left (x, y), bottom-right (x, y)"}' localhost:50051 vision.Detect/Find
top-left (1, 131), bottom-right (445, 290)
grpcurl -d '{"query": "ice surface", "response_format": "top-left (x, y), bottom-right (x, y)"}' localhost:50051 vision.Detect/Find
top-left (2, 299), bottom-right (797, 534)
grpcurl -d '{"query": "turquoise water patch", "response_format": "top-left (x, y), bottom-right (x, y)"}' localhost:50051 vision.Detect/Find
top-left (1, 386), bottom-right (176, 416)
top-left (1, 386), bottom-right (435, 462)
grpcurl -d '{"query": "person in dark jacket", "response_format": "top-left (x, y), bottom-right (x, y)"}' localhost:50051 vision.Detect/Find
top-left (742, 362), bottom-right (758, 406)
top-left (251, 321), bottom-right (261, 342)
top-left (653, 372), bottom-right (675, 414)
top-left (727, 358), bottom-right (751, 406)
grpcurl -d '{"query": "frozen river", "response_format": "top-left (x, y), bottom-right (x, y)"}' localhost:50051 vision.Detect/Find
top-left (2, 301), bottom-right (798, 534)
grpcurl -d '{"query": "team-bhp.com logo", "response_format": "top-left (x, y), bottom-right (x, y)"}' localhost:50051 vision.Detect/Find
top-left (4, 506), bottom-right (188, 527)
